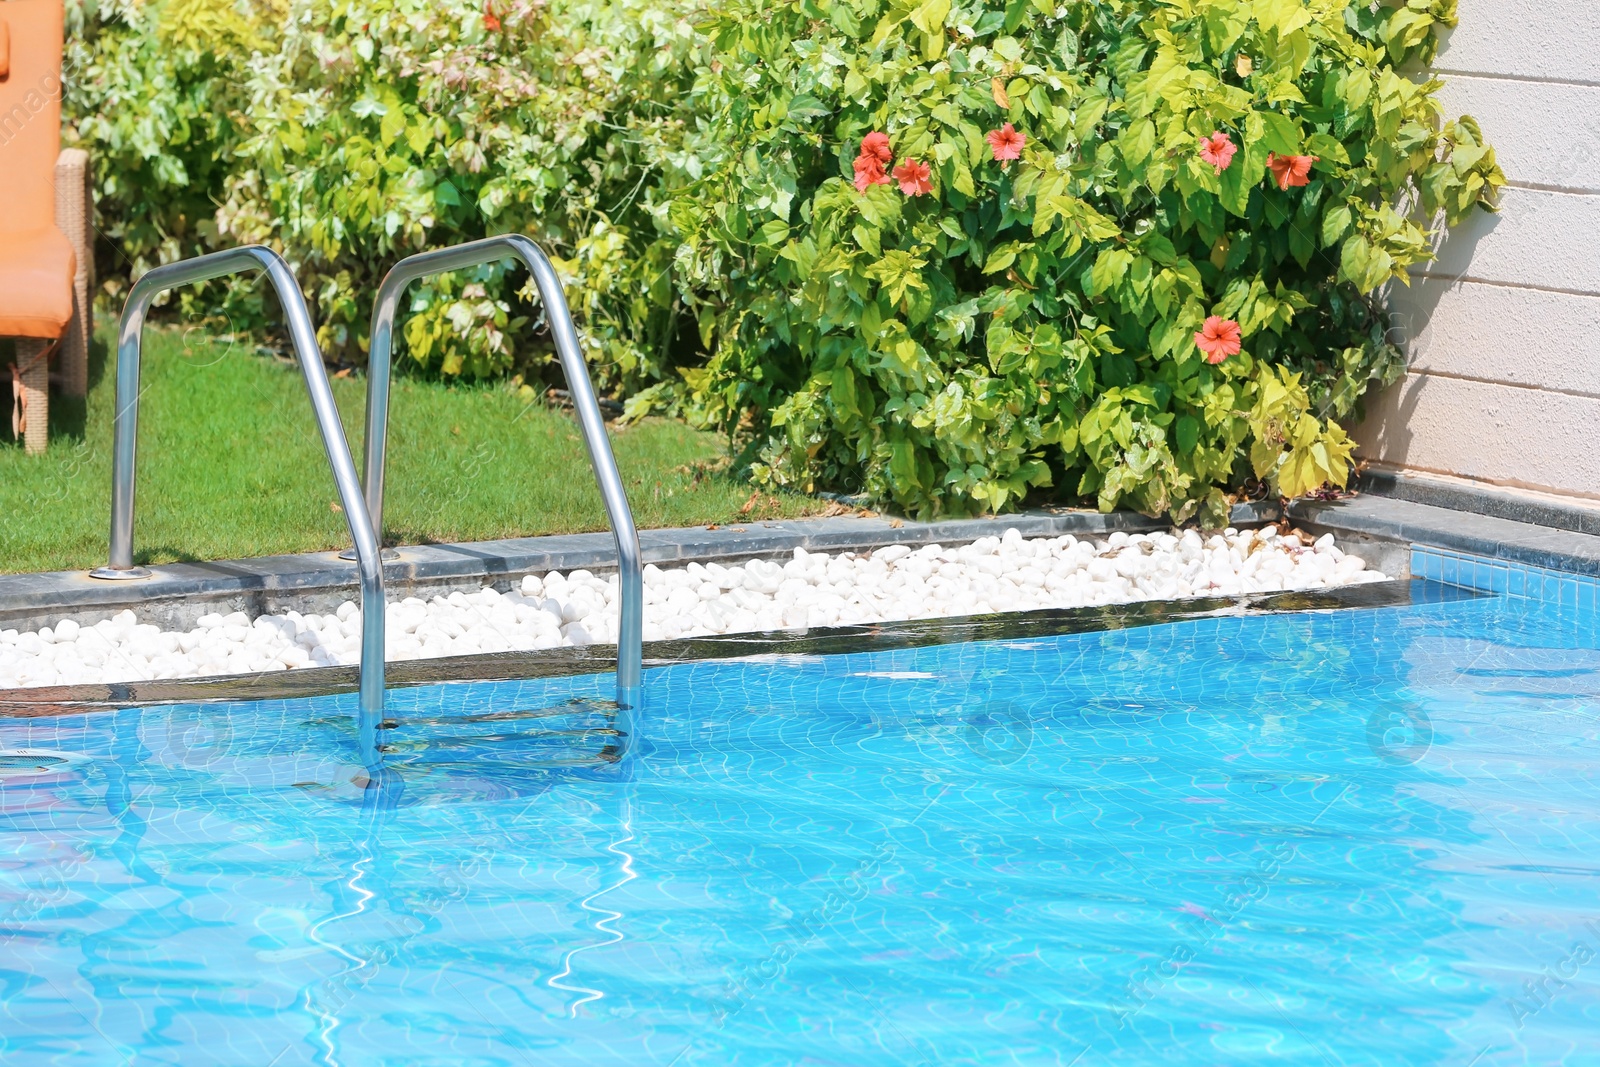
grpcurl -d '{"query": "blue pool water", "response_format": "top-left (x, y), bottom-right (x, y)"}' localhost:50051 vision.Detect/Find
top-left (3, 581), bottom-right (1599, 1065)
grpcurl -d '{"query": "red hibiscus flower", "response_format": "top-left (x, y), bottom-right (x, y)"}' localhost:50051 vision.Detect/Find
top-left (852, 132), bottom-right (896, 193)
top-left (859, 131), bottom-right (892, 163)
top-left (892, 158), bottom-right (931, 197)
top-left (483, 2), bottom-right (501, 31)
top-left (853, 155), bottom-right (891, 193)
top-left (1194, 316), bottom-right (1242, 364)
top-left (1266, 152), bottom-right (1317, 189)
top-left (986, 123), bottom-right (1025, 161)
top-left (1197, 132), bottom-right (1237, 174)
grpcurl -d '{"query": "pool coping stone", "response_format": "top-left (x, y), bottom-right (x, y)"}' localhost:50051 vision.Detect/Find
top-left (1354, 466), bottom-right (1600, 537)
top-left (1289, 494), bottom-right (1600, 579)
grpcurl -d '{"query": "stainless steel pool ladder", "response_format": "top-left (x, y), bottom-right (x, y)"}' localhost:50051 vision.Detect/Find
top-left (87, 247), bottom-right (388, 770)
top-left (347, 235), bottom-right (644, 711)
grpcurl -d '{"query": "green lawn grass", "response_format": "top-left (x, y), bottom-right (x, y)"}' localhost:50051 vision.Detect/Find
top-left (0, 329), bottom-right (823, 574)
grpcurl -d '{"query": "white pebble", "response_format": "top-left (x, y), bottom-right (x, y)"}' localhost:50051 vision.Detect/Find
top-left (0, 528), bottom-right (1383, 689)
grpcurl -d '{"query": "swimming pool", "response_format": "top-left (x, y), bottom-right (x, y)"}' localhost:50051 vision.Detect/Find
top-left (2, 575), bottom-right (1598, 1065)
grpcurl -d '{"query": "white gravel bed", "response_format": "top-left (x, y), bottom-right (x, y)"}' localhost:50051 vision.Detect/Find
top-left (0, 526), bottom-right (1385, 690)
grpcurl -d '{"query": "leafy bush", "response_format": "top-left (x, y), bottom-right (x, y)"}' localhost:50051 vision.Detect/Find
top-left (658, 0), bottom-right (1503, 521)
top-left (68, 0), bottom-right (692, 383)
top-left (64, 0), bottom-right (267, 292)
top-left (64, 0), bottom-right (1503, 523)
top-left (210, 0), bottom-right (700, 379)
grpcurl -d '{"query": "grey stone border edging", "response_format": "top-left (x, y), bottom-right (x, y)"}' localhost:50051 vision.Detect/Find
top-left (1355, 467), bottom-right (1600, 538)
top-left (0, 501), bottom-right (1280, 633)
top-left (1290, 494), bottom-right (1600, 578)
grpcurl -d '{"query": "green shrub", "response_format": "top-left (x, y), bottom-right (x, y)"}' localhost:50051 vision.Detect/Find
top-left (64, 0), bottom-right (268, 294)
top-left (64, 0), bottom-right (1502, 524)
top-left (209, 0), bottom-right (697, 379)
top-left (67, 0), bottom-right (695, 384)
top-left (656, 0), bottom-right (1503, 521)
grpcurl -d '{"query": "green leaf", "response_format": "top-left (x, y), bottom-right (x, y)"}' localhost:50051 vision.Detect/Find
top-left (1090, 248), bottom-right (1133, 296)
top-left (1340, 234), bottom-right (1374, 289)
top-left (786, 94), bottom-right (830, 121)
top-left (984, 243), bottom-right (1020, 274)
top-left (1002, 0), bottom-right (1029, 34)
top-left (406, 122), bottom-right (432, 156)
top-left (1119, 118), bottom-right (1156, 166)
top-left (832, 365), bottom-right (859, 418)
top-left (758, 220), bottom-right (791, 246)
top-left (1304, 132), bottom-right (1349, 165)
top-left (1218, 139), bottom-right (1269, 217)
top-left (1073, 92), bottom-right (1109, 140)
top-left (890, 437), bottom-right (921, 491)
top-left (909, 0), bottom-right (951, 35)
top-left (380, 106), bottom-right (406, 147)
top-left (1204, 7), bottom-right (1249, 53)
top-left (829, 1), bottom-right (860, 35)
top-left (1259, 111), bottom-right (1300, 155)
top-left (1175, 415), bottom-right (1200, 454)
top-left (1253, 0), bottom-right (1312, 38)
top-left (1288, 216), bottom-right (1314, 267)
top-left (854, 224), bottom-right (882, 257)
top-left (1321, 203), bottom-right (1352, 247)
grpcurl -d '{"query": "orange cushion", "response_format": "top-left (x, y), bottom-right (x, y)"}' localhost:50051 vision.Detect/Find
top-left (0, 227), bottom-right (76, 338)
top-left (0, 0), bottom-right (65, 232)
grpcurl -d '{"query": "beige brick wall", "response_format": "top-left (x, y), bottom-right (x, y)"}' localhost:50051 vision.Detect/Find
top-left (1355, 0), bottom-right (1600, 498)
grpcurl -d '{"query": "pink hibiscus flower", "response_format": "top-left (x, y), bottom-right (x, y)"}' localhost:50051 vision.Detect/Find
top-left (859, 131), bottom-right (893, 163)
top-left (986, 123), bottom-right (1026, 161)
top-left (1266, 152), bottom-right (1317, 189)
top-left (892, 158), bottom-right (931, 197)
top-left (1194, 316), bottom-right (1242, 364)
top-left (1197, 132), bottom-right (1237, 174)
top-left (853, 155), bottom-right (891, 193)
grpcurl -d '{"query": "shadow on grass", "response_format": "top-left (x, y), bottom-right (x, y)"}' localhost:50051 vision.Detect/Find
top-left (132, 546), bottom-right (207, 567)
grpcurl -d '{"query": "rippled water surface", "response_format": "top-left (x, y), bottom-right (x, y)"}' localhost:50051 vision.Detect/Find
top-left (3, 581), bottom-right (1600, 1065)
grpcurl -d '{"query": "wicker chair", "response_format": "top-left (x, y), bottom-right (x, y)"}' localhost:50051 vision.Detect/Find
top-left (0, 0), bottom-right (93, 455)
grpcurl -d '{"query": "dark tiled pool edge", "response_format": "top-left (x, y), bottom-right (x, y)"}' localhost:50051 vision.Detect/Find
top-left (0, 502), bottom-right (1278, 633)
top-left (1290, 494), bottom-right (1600, 581)
top-left (0, 579), bottom-right (1473, 717)
top-left (1354, 466), bottom-right (1600, 537)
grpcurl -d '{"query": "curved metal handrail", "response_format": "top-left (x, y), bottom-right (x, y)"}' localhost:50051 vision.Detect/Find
top-left (356, 235), bottom-right (643, 711)
top-left (89, 246), bottom-right (387, 771)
